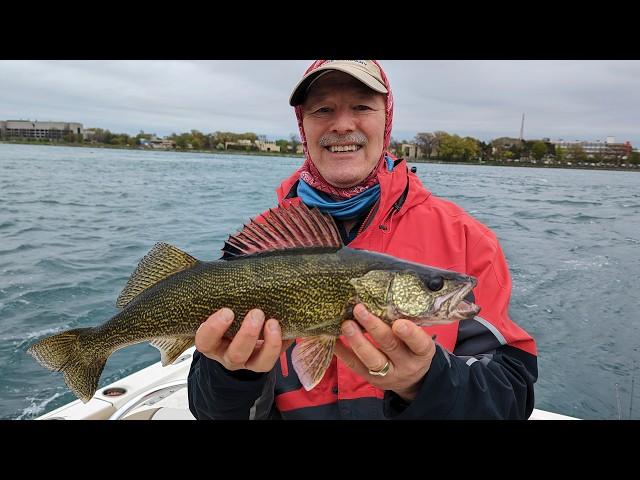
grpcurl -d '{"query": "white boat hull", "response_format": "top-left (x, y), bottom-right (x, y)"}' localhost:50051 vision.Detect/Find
top-left (36, 347), bottom-right (577, 420)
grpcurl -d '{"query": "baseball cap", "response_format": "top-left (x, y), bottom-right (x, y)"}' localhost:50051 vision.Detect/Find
top-left (289, 60), bottom-right (388, 106)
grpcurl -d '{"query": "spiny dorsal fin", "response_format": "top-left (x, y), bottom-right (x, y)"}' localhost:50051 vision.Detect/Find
top-left (222, 202), bottom-right (343, 258)
top-left (116, 243), bottom-right (199, 308)
top-left (150, 336), bottom-right (195, 366)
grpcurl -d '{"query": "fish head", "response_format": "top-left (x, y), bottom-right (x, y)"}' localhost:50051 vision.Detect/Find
top-left (350, 268), bottom-right (480, 326)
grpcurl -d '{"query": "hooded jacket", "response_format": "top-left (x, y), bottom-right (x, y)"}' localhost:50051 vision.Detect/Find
top-left (187, 158), bottom-right (538, 419)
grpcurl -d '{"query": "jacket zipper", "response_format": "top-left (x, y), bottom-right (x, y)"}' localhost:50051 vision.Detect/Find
top-left (356, 200), bottom-right (379, 237)
top-left (379, 202), bottom-right (401, 232)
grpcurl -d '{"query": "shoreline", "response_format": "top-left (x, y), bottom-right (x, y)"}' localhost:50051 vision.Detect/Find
top-left (407, 158), bottom-right (640, 173)
top-left (1, 140), bottom-right (638, 172)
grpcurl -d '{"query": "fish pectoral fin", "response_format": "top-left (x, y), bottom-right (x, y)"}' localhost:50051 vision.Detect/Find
top-left (291, 335), bottom-right (336, 391)
top-left (150, 336), bottom-right (195, 366)
top-left (116, 243), bottom-right (200, 308)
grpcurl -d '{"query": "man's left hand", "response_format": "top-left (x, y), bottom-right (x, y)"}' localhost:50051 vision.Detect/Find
top-left (334, 303), bottom-right (436, 402)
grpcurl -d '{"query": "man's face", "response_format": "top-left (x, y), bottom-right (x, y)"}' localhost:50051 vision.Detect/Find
top-left (301, 71), bottom-right (386, 189)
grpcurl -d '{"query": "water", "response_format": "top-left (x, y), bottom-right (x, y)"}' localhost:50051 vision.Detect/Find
top-left (1, 144), bottom-right (639, 420)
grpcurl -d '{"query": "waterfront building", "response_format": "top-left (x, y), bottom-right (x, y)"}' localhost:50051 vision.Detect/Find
top-left (0, 120), bottom-right (84, 140)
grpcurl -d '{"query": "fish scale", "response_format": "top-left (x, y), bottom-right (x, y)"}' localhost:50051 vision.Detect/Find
top-left (27, 203), bottom-right (479, 402)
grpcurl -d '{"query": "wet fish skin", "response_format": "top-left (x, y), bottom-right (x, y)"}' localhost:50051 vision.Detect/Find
top-left (27, 204), bottom-right (481, 402)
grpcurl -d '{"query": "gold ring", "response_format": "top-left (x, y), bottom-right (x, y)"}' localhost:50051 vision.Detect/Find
top-left (368, 361), bottom-right (391, 377)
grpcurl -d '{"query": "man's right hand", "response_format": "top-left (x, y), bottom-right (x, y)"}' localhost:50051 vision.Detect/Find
top-left (195, 308), bottom-right (293, 373)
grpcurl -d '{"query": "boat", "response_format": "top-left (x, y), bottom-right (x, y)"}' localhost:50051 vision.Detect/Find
top-left (35, 347), bottom-right (577, 420)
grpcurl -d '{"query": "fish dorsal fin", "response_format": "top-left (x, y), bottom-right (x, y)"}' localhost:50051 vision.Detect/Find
top-left (116, 243), bottom-right (199, 308)
top-left (291, 335), bottom-right (337, 391)
top-left (150, 336), bottom-right (196, 366)
top-left (222, 202), bottom-right (343, 258)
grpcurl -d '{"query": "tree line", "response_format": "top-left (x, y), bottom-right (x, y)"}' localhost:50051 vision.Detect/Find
top-left (390, 131), bottom-right (639, 165)
top-left (5, 126), bottom-right (637, 165)
top-left (61, 129), bottom-right (303, 153)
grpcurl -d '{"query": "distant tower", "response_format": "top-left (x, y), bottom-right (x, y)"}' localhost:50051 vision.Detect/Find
top-left (519, 113), bottom-right (525, 141)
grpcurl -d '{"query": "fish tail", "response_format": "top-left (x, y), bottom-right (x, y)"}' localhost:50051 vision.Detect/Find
top-left (27, 328), bottom-right (108, 403)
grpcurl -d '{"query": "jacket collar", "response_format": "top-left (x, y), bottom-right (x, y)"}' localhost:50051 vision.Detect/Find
top-left (276, 158), bottom-right (431, 219)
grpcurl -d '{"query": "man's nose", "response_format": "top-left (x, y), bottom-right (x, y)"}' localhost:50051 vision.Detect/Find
top-left (330, 108), bottom-right (357, 133)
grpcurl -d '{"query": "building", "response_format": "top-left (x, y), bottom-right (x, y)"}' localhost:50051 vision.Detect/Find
top-left (147, 138), bottom-right (176, 150)
top-left (224, 139), bottom-right (254, 150)
top-left (255, 140), bottom-right (280, 153)
top-left (551, 137), bottom-right (633, 159)
top-left (0, 120), bottom-right (84, 140)
top-left (401, 143), bottom-right (424, 159)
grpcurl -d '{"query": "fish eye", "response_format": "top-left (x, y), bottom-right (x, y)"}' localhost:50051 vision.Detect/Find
top-left (427, 277), bottom-right (444, 291)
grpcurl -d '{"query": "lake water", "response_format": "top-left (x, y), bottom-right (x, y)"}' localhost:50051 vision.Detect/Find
top-left (1, 143), bottom-right (639, 420)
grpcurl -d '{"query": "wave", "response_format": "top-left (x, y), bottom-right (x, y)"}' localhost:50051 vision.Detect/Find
top-left (0, 244), bottom-right (38, 256)
top-left (0, 325), bottom-right (70, 343)
top-left (547, 199), bottom-right (603, 206)
top-left (15, 391), bottom-right (66, 420)
top-left (573, 214), bottom-right (616, 221)
top-left (0, 220), bottom-right (17, 230)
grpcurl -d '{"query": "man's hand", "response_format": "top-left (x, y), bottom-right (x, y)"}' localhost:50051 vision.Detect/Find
top-left (195, 308), bottom-right (293, 373)
top-left (334, 304), bottom-right (436, 402)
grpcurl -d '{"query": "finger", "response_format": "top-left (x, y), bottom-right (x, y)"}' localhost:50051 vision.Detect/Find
top-left (392, 320), bottom-right (436, 357)
top-left (334, 337), bottom-right (370, 378)
top-left (195, 308), bottom-right (234, 357)
top-left (352, 303), bottom-right (403, 360)
top-left (224, 309), bottom-right (265, 367)
top-left (341, 320), bottom-right (389, 373)
top-left (245, 319), bottom-right (284, 371)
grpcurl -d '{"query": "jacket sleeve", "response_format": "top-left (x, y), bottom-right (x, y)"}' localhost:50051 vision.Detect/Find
top-left (187, 350), bottom-right (278, 420)
top-left (384, 226), bottom-right (538, 419)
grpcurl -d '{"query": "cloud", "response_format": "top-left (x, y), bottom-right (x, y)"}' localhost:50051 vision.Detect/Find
top-left (1, 60), bottom-right (638, 146)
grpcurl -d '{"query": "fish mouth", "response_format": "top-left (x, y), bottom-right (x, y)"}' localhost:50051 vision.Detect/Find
top-left (447, 281), bottom-right (477, 316)
top-left (417, 281), bottom-right (480, 325)
top-left (449, 299), bottom-right (481, 321)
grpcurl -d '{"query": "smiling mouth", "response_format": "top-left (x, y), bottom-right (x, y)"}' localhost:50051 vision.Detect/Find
top-left (325, 144), bottom-right (363, 153)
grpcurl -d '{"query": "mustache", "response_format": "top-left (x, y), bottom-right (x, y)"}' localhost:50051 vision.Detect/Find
top-left (318, 132), bottom-right (368, 147)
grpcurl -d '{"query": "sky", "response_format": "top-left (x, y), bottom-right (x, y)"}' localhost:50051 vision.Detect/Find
top-left (1, 60), bottom-right (639, 147)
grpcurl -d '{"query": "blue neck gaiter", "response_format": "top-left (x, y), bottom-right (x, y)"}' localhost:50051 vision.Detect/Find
top-left (297, 180), bottom-right (380, 221)
top-left (296, 156), bottom-right (394, 221)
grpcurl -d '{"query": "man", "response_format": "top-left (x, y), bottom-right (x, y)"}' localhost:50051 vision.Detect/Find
top-left (188, 60), bottom-right (538, 419)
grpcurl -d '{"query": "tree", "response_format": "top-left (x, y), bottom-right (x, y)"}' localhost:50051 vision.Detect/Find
top-left (566, 144), bottom-right (587, 162)
top-left (289, 133), bottom-right (301, 153)
top-left (276, 139), bottom-right (290, 152)
top-left (415, 132), bottom-right (438, 159)
top-left (462, 137), bottom-right (481, 161)
top-left (437, 133), bottom-right (463, 161)
top-left (478, 141), bottom-right (492, 161)
top-left (531, 141), bottom-right (548, 160)
top-left (389, 137), bottom-right (402, 157)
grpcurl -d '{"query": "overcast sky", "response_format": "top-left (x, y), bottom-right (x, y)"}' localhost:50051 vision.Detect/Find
top-left (1, 60), bottom-right (638, 147)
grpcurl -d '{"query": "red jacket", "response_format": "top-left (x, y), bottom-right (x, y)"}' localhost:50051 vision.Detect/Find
top-left (188, 158), bottom-right (538, 419)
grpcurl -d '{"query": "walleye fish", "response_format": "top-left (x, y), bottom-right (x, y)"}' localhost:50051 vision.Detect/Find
top-left (28, 202), bottom-right (480, 403)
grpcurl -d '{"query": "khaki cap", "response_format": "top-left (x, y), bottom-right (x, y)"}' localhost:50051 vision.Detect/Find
top-left (289, 60), bottom-right (388, 106)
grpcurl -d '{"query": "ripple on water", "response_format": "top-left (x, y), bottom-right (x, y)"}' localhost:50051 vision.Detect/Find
top-left (3, 145), bottom-right (640, 420)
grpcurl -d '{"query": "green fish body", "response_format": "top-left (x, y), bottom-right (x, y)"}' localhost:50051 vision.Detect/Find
top-left (28, 203), bottom-right (480, 402)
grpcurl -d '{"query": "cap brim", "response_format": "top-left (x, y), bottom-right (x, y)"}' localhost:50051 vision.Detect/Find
top-left (289, 64), bottom-right (388, 106)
